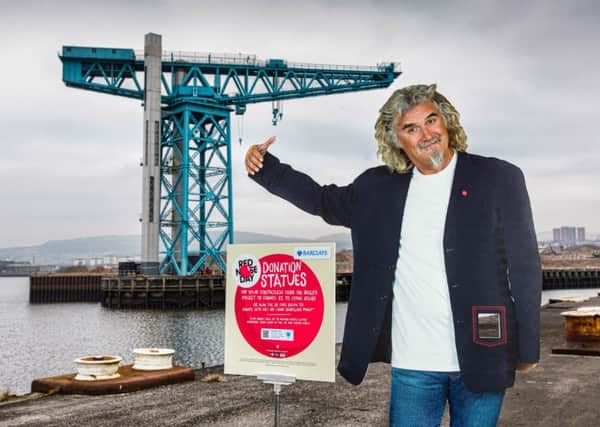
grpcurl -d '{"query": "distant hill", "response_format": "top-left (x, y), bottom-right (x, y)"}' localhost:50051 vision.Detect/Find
top-left (0, 231), bottom-right (352, 265)
top-left (6, 229), bottom-right (600, 265)
top-left (0, 235), bottom-right (140, 265)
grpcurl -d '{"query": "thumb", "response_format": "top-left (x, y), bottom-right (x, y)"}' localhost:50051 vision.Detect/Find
top-left (258, 136), bottom-right (276, 153)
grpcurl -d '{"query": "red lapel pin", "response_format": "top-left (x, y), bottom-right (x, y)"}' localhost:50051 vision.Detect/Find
top-left (461, 190), bottom-right (468, 197)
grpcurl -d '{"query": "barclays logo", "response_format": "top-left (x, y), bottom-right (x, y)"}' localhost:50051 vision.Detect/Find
top-left (293, 246), bottom-right (331, 259)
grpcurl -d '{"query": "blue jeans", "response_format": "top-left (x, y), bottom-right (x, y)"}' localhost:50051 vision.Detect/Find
top-left (389, 367), bottom-right (505, 427)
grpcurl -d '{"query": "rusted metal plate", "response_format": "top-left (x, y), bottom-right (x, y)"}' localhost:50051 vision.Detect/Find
top-left (552, 340), bottom-right (600, 356)
top-left (31, 364), bottom-right (194, 395)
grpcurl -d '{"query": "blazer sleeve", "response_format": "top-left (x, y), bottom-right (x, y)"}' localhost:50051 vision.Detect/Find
top-left (249, 152), bottom-right (354, 228)
top-left (502, 165), bottom-right (542, 363)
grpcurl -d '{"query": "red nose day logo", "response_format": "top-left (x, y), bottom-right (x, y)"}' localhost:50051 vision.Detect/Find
top-left (239, 264), bottom-right (252, 279)
top-left (234, 254), bottom-right (261, 288)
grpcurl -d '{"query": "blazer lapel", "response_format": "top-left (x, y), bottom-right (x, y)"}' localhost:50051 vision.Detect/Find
top-left (387, 170), bottom-right (412, 260)
top-left (444, 151), bottom-right (472, 253)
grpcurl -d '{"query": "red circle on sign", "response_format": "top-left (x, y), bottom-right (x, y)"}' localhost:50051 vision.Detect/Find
top-left (234, 254), bottom-right (324, 359)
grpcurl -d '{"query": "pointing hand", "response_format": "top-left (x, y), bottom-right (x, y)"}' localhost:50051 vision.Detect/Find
top-left (245, 136), bottom-right (276, 175)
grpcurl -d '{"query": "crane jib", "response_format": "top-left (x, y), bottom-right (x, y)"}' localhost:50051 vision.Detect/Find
top-left (59, 36), bottom-right (402, 275)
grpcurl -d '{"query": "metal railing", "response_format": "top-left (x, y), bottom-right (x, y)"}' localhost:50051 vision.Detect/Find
top-left (134, 49), bottom-right (400, 72)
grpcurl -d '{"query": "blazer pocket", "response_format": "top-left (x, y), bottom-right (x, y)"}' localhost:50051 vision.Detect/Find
top-left (472, 305), bottom-right (507, 347)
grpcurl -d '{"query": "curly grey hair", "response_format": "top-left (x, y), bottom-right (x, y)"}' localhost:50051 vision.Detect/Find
top-left (374, 84), bottom-right (468, 173)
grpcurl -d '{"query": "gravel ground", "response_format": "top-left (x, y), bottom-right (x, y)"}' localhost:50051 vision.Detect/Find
top-left (2, 300), bottom-right (600, 426)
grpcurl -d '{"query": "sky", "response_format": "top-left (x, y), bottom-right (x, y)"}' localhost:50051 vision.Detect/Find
top-left (0, 0), bottom-right (599, 248)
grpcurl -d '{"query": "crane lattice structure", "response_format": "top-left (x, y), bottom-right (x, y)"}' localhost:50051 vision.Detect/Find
top-left (59, 33), bottom-right (401, 275)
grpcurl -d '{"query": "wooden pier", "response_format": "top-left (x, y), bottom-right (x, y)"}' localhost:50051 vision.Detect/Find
top-left (542, 269), bottom-right (600, 290)
top-left (101, 275), bottom-right (225, 309)
top-left (29, 274), bottom-right (102, 303)
top-left (336, 272), bottom-right (352, 301)
top-left (27, 272), bottom-right (352, 308)
top-left (27, 269), bottom-right (600, 307)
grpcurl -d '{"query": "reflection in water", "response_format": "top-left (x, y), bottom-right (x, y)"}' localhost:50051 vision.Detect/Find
top-left (0, 278), bottom-right (348, 395)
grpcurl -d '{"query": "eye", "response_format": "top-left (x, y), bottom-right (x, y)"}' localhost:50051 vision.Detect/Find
top-left (426, 116), bottom-right (437, 125)
top-left (405, 126), bottom-right (417, 134)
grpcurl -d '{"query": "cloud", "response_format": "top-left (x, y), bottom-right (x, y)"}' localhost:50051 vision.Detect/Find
top-left (0, 0), bottom-right (599, 247)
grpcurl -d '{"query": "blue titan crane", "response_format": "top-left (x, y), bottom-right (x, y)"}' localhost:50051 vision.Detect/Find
top-left (59, 33), bottom-right (401, 275)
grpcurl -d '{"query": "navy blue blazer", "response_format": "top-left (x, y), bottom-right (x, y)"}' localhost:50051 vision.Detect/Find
top-left (251, 151), bottom-right (542, 393)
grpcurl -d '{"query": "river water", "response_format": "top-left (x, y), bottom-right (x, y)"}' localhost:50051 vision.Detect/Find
top-left (1, 277), bottom-right (599, 396)
top-left (0, 277), bottom-right (349, 395)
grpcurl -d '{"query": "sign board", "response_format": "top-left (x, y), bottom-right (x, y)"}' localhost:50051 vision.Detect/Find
top-left (224, 242), bottom-right (336, 382)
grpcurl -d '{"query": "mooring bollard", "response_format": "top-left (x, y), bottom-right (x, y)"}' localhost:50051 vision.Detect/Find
top-left (560, 306), bottom-right (600, 341)
top-left (132, 348), bottom-right (175, 371)
top-left (73, 355), bottom-right (122, 381)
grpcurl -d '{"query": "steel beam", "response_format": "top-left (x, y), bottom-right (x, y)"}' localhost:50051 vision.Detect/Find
top-left (159, 101), bottom-right (232, 275)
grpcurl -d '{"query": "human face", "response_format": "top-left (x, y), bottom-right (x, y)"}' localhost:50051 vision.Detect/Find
top-left (395, 101), bottom-right (453, 175)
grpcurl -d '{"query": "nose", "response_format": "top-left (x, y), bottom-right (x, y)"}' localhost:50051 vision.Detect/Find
top-left (422, 126), bottom-right (434, 140)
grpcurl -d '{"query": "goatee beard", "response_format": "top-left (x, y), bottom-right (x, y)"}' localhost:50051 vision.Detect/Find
top-left (417, 135), bottom-right (443, 168)
top-left (429, 150), bottom-right (443, 168)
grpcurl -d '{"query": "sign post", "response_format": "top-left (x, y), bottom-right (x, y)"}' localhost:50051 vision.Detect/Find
top-left (257, 373), bottom-right (296, 427)
top-left (225, 242), bottom-right (336, 424)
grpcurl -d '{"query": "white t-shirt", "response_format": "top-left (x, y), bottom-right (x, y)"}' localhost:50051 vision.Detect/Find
top-left (391, 151), bottom-right (460, 372)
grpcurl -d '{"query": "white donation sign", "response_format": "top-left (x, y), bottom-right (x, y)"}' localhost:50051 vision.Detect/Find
top-left (224, 242), bottom-right (336, 382)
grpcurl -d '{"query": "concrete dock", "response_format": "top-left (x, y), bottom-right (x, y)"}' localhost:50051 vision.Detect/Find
top-left (2, 300), bottom-right (600, 426)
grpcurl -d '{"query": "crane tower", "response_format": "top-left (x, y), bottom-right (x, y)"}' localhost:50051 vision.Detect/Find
top-left (59, 33), bottom-right (401, 275)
